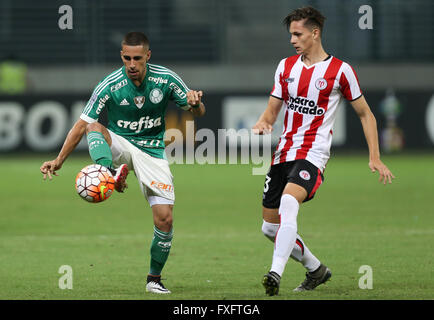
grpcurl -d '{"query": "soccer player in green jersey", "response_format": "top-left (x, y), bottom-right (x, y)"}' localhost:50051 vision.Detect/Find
top-left (40, 32), bottom-right (206, 294)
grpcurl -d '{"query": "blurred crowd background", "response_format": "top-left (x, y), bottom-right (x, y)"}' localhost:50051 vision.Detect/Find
top-left (0, 0), bottom-right (433, 154)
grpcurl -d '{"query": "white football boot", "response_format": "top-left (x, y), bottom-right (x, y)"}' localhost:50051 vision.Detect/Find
top-left (146, 275), bottom-right (171, 294)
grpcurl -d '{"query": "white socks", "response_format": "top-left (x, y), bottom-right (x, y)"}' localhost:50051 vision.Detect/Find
top-left (270, 194), bottom-right (299, 276)
top-left (262, 194), bottom-right (321, 276)
top-left (289, 236), bottom-right (321, 272)
top-left (261, 220), bottom-right (280, 242)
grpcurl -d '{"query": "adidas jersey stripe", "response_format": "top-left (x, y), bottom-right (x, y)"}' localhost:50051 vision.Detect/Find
top-left (148, 64), bottom-right (190, 91)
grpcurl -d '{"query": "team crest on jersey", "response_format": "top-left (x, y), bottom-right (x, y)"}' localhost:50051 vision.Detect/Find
top-left (315, 78), bottom-right (327, 90)
top-left (285, 77), bottom-right (295, 83)
top-left (149, 88), bottom-right (163, 104)
top-left (134, 96), bottom-right (145, 108)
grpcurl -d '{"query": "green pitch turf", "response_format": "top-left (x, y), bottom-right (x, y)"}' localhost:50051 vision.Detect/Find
top-left (0, 153), bottom-right (432, 300)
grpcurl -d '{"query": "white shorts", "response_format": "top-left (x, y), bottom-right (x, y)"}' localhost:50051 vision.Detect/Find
top-left (108, 130), bottom-right (174, 206)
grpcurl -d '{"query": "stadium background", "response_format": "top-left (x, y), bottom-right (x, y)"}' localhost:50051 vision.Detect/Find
top-left (0, 0), bottom-right (433, 301)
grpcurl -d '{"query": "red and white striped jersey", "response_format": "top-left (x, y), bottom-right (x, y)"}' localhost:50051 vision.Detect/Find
top-left (270, 54), bottom-right (362, 172)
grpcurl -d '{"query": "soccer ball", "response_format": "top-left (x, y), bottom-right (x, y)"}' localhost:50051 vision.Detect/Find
top-left (75, 164), bottom-right (115, 203)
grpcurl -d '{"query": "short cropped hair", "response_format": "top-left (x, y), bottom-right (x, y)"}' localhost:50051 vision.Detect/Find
top-left (283, 6), bottom-right (326, 35)
top-left (122, 32), bottom-right (150, 48)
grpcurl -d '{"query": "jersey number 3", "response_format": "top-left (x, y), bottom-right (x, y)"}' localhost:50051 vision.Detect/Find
top-left (263, 175), bottom-right (271, 193)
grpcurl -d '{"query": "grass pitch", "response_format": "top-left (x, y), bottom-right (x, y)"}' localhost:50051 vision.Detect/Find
top-left (0, 153), bottom-right (432, 300)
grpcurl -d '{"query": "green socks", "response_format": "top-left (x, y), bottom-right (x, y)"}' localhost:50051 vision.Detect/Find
top-left (87, 131), bottom-right (113, 168)
top-left (149, 226), bottom-right (173, 276)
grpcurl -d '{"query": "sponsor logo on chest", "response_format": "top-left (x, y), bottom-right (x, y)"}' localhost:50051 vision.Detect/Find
top-left (287, 96), bottom-right (325, 116)
top-left (116, 116), bottom-right (162, 133)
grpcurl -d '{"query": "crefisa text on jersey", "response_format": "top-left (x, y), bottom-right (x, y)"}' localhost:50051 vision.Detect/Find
top-left (172, 303), bottom-right (260, 317)
top-left (148, 76), bottom-right (168, 85)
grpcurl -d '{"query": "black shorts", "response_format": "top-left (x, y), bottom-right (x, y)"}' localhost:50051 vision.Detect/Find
top-left (262, 159), bottom-right (324, 209)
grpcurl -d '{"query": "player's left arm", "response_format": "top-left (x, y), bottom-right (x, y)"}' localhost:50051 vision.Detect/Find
top-left (350, 95), bottom-right (395, 185)
top-left (186, 90), bottom-right (206, 117)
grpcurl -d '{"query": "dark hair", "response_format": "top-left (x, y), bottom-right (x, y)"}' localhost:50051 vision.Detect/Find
top-left (283, 6), bottom-right (326, 34)
top-left (122, 32), bottom-right (150, 48)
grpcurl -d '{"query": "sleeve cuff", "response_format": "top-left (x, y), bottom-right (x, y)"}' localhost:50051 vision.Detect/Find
top-left (270, 95), bottom-right (283, 100)
top-left (349, 94), bottom-right (363, 102)
top-left (80, 113), bottom-right (98, 123)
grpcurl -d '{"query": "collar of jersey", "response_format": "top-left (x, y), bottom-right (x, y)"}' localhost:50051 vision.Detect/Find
top-left (300, 54), bottom-right (332, 69)
top-left (122, 64), bottom-right (149, 90)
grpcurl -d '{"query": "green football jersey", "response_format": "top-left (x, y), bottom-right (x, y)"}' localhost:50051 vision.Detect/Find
top-left (81, 63), bottom-right (191, 159)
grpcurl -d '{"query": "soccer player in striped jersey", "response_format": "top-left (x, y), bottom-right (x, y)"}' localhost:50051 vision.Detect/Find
top-left (40, 32), bottom-right (205, 294)
top-left (253, 7), bottom-right (395, 296)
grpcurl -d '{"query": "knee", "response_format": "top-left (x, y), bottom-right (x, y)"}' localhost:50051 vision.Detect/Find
top-left (153, 205), bottom-right (173, 232)
top-left (279, 194), bottom-right (299, 226)
top-left (86, 122), bottom-right (103, 134)
top-left (158, 215), bottom-right (173, 231)
top-left (262, 220), bottom-right (279, 242)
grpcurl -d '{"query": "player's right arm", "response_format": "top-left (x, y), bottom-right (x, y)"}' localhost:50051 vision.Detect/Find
top-left (40, 118), bottom-right (88, 180)
top-left (40, 72), bottom-right (114, 180)
top-left (253, 96), bottom-right (283, 134)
